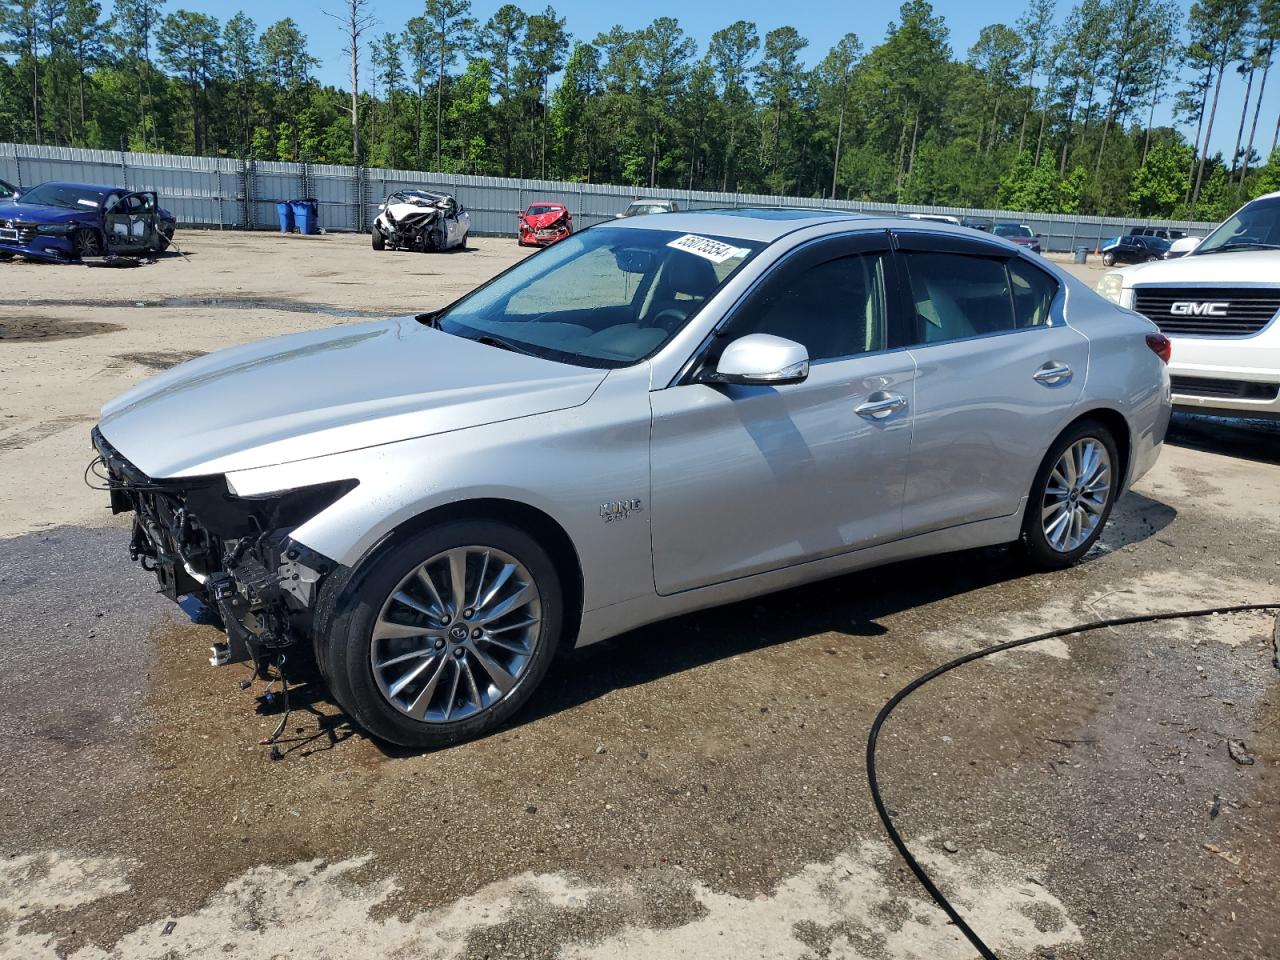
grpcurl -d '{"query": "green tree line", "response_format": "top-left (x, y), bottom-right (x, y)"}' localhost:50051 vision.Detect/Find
top-left (3, 0), bottom-right (1280, 220)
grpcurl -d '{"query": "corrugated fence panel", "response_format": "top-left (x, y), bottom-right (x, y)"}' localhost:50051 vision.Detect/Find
top-left (0, 143), bottom-right (1221, 249)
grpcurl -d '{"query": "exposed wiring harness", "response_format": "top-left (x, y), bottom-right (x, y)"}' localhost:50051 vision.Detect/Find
top-left (866, 602), bottom-right (1280, 960)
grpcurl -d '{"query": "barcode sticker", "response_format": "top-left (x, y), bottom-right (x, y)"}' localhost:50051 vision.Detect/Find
top-left (667, 234), bottom-right (750, 264)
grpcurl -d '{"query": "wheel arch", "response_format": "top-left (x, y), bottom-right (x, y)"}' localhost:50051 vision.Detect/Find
top-left (336, 497), bottom-right (585, 651)
top-left (1067, 406), bottom-right (1133, 488)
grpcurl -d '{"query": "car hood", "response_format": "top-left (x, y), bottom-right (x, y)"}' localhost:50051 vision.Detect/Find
top-left (0, 200), bottom-right (92, 223)
top-left (97, 317), bottom-right (608, 478)
top-left (1116, 248), bottom-right (1280, 285)
top-left (521, 210), bottom-right (568, 229)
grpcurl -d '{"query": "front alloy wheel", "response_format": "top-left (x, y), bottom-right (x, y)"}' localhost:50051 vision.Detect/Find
top-left (1022, 420), bottom-right (1118, 569)
top-left (324, 520), bottom-right (562, 748)
top-left (371, 546), bottom-right (542, 722)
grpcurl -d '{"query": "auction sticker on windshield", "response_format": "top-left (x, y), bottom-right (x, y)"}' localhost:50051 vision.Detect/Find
top-left (667, 234), bottom-right (751, 263)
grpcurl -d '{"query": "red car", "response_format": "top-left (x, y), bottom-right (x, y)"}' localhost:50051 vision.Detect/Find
top-left (518, 201), bottom-right (572, 247)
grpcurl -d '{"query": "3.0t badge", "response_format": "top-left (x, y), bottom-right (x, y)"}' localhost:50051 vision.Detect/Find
top-left (600, 498), bottom-right (643, 522)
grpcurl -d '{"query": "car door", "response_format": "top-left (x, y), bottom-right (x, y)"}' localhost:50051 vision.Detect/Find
top-left (103, 191), bottom-right (158, 255)
top-left (649, 231), bottom-right (916, 595)
top-left (893, 230), bottom-right (1089, 536)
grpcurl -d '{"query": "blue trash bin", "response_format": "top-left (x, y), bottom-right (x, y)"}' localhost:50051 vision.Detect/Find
top-left (276, 201), bottom-right (294, 234)
top-left (290, 198), bottom-right (319, 235)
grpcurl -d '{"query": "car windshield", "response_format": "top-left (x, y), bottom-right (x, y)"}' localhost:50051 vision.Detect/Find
top-left (395, 191), bottom-right (442, 205)
top-left (627, 204), bottom-right (669, 215)
top-left (526, 205), bottom-right (562, 216)
top-left (1194, 195), bottom-right (1280, 254)
top-left (18, 183), bottom-right (108, 210)
top-left (994, 223), bottom-right (1033, 238)
top-left (430, 226), bottom-right (763, 368)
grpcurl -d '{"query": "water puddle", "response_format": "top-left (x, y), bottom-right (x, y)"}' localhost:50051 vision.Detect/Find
top-left (0, 297), bottom-right (386, 319)
top-left (0, 317), bottom-right (124, 341)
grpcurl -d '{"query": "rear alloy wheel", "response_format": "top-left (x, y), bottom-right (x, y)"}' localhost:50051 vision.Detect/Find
top-left (1022, 420), bottom-right (1118, 569)
top-left (325, 520), bottom-right (562, 748)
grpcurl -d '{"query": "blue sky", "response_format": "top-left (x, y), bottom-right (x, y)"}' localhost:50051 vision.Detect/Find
top-left (176, 0), bottom-right (1278, 161)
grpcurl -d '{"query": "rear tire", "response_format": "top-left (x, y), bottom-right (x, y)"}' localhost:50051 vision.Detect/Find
top-left (371, 228), bottom-right (385, 251)
top-left (1021, 419), bottom-right (1119, 569)
top-left (321, 520), bottom-right (562, 749)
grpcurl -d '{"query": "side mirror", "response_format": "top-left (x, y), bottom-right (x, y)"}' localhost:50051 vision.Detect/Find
top-left (1168, 236), bottom-right (1201, 256)
top-left (708, 334), bottom-right (809, 386)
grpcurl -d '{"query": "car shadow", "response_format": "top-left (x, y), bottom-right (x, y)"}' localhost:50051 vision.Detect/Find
top-left (1166, 412), bottom-right (1280, 465)
top-left (340, 490), bottom-right (1172, 758)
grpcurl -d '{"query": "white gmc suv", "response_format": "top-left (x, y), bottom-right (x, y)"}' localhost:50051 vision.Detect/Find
top-left (1097, 191), bottom-right (1280, 420)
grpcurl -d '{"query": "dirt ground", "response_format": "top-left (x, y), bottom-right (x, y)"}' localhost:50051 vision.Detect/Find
top-left (1, 232), bottom-right (1278, 960)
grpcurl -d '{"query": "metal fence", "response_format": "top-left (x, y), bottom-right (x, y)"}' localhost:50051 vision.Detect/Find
top-left (0, 142), bottom-right (1220, 253)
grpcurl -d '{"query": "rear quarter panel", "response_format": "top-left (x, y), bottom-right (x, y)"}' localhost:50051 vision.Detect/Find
top-left (1058, 270), bottom-right (1171, 491)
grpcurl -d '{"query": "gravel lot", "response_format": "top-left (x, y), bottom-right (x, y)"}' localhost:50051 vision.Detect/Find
top-left (1, 232), bottom-right (1278, 959)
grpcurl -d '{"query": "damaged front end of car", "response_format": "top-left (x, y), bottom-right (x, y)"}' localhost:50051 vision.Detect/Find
top-left (90, 427), bottom-right (355, 674)
top-left (373, 191), bottom-right (459, 252)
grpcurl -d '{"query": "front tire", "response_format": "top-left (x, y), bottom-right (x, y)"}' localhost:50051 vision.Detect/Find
top-left (322, 520), bottom-right (562, 748)
top-left (1101, 252), bottom-right (1116, 266)
top-left (1021, 419), bottom-right (1118, 569)
top-left (371, 228), bottom-right (385, 251)
top-left (78, 228), bottom-right (105, 258)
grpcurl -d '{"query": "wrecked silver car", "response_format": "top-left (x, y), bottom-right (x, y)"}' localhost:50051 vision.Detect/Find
top-left (371, 190), bottom-right (470, 252)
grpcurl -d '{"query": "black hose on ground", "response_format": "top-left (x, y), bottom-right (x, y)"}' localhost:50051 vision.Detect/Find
top-left (866, 602), bottom-right (1280, 960)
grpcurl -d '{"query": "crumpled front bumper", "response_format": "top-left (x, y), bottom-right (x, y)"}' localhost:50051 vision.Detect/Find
top-left (519, 222), bottom-right (571, 246)
top-left (91, 426), bottom-right (346, 667)
top-left (0, 233), bottom-right (77, 262)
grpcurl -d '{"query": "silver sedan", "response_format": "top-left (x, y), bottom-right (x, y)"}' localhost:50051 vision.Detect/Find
top-left (92, 210), bottom-right (1172, 747)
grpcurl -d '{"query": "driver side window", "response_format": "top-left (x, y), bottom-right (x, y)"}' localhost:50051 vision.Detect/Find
top-left (725, 252), bottom-right (889, 362)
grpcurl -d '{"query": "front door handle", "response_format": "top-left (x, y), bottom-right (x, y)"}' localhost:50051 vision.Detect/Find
top-left (855, 391), bottom-right (908, 420)
top-left (1033, 362), bottom-right (1072, 385)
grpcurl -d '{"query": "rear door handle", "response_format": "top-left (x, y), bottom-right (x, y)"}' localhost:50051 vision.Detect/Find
top-left (1033, 362), bottom-right (1072, 385)
top-left (855, 391), bottom-right (908, 419)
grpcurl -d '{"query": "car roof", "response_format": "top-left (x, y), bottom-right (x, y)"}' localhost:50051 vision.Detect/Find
top-left (606, 207), bottom-right (870, 242)
top-left (528, 201), bottom-right (566, 207)
top-left (603, 206), bottom-right (1037, 250)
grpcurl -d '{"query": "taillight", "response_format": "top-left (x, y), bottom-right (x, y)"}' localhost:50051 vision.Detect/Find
top-left (1145, 332), bottom-right (1171, 364)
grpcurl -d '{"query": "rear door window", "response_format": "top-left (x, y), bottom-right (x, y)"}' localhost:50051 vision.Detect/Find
top-left (900, 252), bottom-right (1014, 344)
top-left (1007, 259), bottom-right (1058, 328)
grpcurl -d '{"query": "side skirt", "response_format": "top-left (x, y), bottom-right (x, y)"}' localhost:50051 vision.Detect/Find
top-left (574, 511), bottom-right (1024, 647)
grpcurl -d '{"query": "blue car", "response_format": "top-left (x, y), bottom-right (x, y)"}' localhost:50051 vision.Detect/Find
top-left (0, 181), bottom-right (177, 263)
